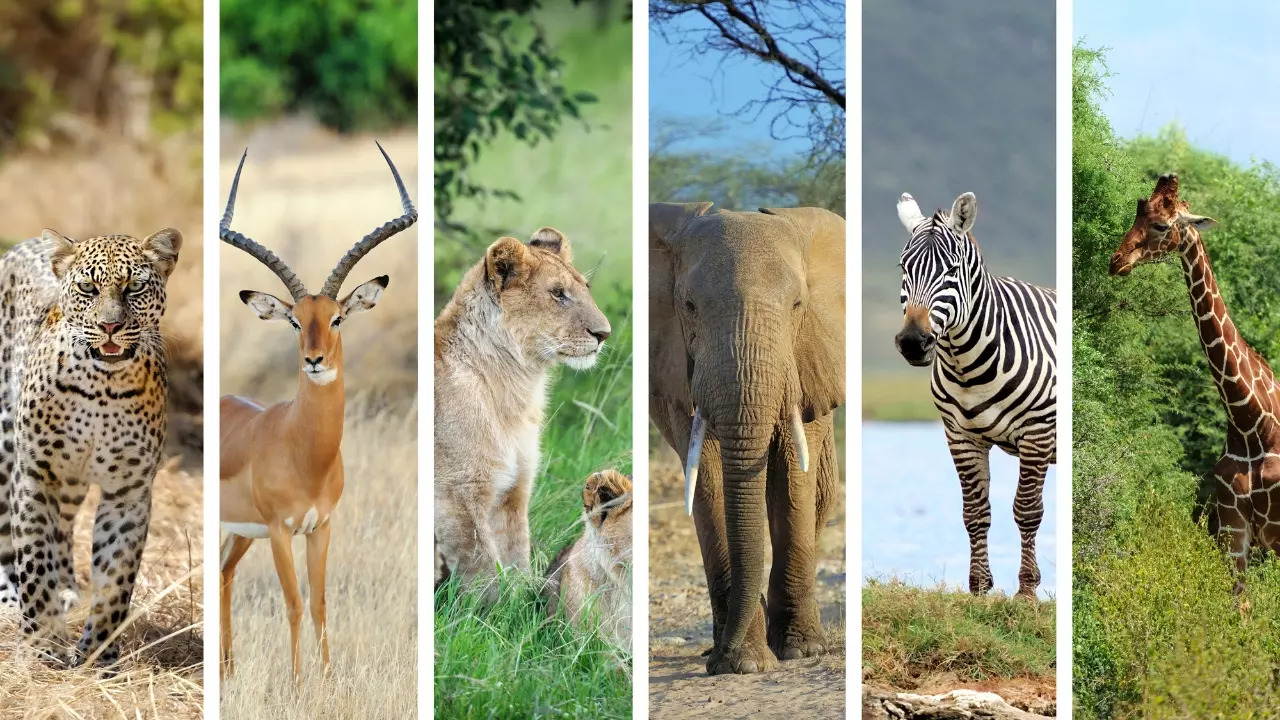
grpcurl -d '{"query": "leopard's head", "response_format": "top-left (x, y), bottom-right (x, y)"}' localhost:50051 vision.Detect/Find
top-left (46, 228), bottom-right (182, 367)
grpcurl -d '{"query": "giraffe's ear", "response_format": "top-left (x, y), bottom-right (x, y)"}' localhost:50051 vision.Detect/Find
top-left (1179, 212), bottom-right (1217, 230)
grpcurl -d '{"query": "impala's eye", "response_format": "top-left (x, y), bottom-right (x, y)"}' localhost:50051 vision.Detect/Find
top-left (288, 316), bottom-right (301, 332)
top-left (331, 316), bottom-right (343, 328)
top-left (125, 279), bottom-right (145, 293)
top-left (77, 281), bottom-right (96, 295)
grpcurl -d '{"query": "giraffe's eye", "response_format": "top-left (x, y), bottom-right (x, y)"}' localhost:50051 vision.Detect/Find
top-left (76, 281), bottom-right (97, 295)
top-left (1151, 222), bottom-right (1170, 232)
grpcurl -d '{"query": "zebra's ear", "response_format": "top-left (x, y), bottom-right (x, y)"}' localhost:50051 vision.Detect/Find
top-left (948, 192), bottom-right (978, 235)
top-left (897, 193), bottom-right (924, 230)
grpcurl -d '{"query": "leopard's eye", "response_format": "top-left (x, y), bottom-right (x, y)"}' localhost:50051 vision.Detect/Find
top-left (125, 279), bottom-right (145, 293)
top-left (76, 281), bottom-right (96, 295)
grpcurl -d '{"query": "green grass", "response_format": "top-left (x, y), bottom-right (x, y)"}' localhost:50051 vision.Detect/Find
top-left (862, 581), bottom-right (1055, 689)
top-left (862, 373), bottom-right (935, 421)
top-left (433, 4), bottom-right (633, 717)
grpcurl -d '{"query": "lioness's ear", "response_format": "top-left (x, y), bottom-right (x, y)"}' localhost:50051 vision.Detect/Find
top-left (141, 228), bottom-right (183, 278)
top-left (43, 229), bottom-right (77, 279)
top-left (239, 290), bottom-right (293, 322)
top-left (485, 236), bottom-right (530, 291)
top-left (340, 275), bottom-right (388, 316)
top-left (529, 227), bottom-right (571, 262)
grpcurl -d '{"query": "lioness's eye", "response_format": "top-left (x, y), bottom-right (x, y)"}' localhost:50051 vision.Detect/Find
top-left (551, 288), bottom-right (569, 304)
top-left (77, 281), bottom-right (96, 295)
top-left (125, 280), bottom-right (144, 293)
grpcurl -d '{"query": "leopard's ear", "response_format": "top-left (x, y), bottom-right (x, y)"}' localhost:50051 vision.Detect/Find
top-left (140, 228), bottom-right (183, 278)
top-left (43, 229), bottom-right (77, 279)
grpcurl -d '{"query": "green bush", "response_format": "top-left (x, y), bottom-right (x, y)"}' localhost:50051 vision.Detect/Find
top-left (220, 0), bottom-right (416, 131)
top-left (1073, 45), bottom-right (1280, 717)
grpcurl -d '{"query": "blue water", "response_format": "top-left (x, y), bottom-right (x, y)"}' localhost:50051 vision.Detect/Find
top-left (862, 421), bottom-right (1057, 598)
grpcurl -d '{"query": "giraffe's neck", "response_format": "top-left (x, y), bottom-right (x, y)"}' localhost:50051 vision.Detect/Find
top-left (1179, 228), bottom-right (1277, 436)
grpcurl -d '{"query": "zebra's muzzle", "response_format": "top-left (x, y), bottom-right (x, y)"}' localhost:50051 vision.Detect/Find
top-left (895, 327), bottom-right (936, 367)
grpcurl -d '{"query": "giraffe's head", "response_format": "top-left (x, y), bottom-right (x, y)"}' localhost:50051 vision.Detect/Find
top-left (1109, 173), bottom-right (1218, 276)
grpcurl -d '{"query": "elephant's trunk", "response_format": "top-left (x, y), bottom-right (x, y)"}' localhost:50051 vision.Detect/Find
top-left (718, 421), bottom-right (774, 652)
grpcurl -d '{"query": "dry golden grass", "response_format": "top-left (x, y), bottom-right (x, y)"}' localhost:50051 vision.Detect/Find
top-left (0, 136), bottom-right (204, 718)
top-left (218, 128), bottom-right (418, 719)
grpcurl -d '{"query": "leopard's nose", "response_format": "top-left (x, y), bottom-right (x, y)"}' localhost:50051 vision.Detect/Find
top-left (100, 322), bottom-right (122, 335)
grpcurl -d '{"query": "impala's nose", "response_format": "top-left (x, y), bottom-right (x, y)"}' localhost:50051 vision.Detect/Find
top-left (304, 355), bottom-right (325, 368)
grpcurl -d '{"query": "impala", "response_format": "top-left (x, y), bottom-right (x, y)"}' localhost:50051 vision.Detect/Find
top-left (218, 143), bottom-right (416, 682)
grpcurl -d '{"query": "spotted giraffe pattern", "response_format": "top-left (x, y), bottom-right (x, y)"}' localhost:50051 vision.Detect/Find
top-left (1110, 173), bottom-right (1280, 591)
top-left (0, 228), bottom-right (180, 665)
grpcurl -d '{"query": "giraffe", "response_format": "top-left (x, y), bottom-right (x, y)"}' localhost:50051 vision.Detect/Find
top-left (1109, 172), bottom-right (1280, 591)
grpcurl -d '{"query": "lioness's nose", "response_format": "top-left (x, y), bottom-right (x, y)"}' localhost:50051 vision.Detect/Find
top-left (590, 327), bottom-right (611, 343)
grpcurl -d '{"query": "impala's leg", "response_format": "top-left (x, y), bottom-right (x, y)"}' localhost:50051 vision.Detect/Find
top-left (77, 481), bottom-right (152, 666)
top-left (267, 524), bottom-right (304, 685)
top-left (220, 534), bottom-right (254, 679)
top-left (305, 523), bottom-right (332, 677)
top-left (1013, 448), bottom-right (1051, 598)
top-left (944, 425), bottom-right (994, 595)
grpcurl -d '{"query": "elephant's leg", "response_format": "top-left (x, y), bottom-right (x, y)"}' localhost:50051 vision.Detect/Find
top-left (945, 427), bottom-right (994, 594)
top-left (1013, 450), bottom-right (1050, 598)
top-left (765, 419), bottom-right (829, 660)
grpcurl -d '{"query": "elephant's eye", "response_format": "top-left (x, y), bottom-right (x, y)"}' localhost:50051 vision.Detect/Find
top-left (793, 297), bottom-right (803, 310)
top-left (684, 299), bottom-right (696, 315)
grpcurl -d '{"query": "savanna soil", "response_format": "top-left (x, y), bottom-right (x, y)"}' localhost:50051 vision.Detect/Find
top-left (863, 677), bottom-right (1056, 718)
top-left (649, 460), bottom-right (846, 718)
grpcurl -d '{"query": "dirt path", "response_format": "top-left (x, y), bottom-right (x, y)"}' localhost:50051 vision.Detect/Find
top-left (649, 461), bottom-right (846, 718)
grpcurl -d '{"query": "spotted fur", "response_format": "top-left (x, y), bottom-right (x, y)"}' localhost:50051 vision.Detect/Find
top-left (0, 228), bottom-right (180, 666)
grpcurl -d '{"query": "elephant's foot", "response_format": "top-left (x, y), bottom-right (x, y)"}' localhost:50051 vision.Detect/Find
top-left (706, 637), bottom-right (778, 675)
top-left (768, 620), bottom-right (826, 661)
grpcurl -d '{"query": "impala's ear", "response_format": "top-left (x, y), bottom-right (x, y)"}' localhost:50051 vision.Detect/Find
top-left (340, 275), bottom-right (389, 316)
top-left (948, 192), bottom-right (978, 235)
top-left (485, 236), bottom-right (531, 291)
top-left (239, 290), bottom-right (293, 322)
top-left (140, 227), bottom-right (183, 278)
top-left (43, 229), bottom-right (77, 279)
top-left (896, 193), bottom-right (925, 231)
top-left (529, 227), bottom-right (571, 262)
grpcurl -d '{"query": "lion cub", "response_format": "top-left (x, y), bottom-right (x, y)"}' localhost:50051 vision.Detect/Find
top-left (544, 470), bottom-right (633, 649)
top-left (434, 228), bottom-right (610, 594)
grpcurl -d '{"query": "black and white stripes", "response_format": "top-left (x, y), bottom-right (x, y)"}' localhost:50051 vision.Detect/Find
top-left (894, 191), bottom-right (1057, 597)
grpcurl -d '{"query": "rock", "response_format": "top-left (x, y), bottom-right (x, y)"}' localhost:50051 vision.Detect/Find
top-left (862, 689), bottom-right (1053, 719)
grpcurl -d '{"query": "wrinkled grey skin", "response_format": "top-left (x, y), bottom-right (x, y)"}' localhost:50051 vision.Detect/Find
top-left (649, 202), bottom-right (846, 675)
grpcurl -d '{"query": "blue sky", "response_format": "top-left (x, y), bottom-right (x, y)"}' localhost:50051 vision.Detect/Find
top-left (649, 4), bottom-right (844, 157)
top-left (1076, 1), bottom-right (1280, 166)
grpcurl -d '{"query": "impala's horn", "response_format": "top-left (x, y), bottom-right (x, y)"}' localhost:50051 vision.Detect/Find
top-left (219, 148), bottom-right (309, 301)
top-left (319, 142), bottom-right (418, 299)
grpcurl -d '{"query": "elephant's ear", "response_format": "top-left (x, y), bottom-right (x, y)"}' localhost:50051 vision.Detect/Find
top-left (759, 207), bottom-right (846, 418)
top-left (649, 202), bottom-right (713, 413)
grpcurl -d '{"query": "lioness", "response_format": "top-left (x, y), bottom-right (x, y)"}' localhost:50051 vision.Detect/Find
top-left (544, 470), bottom-right (632, 650)
top-left (434, 228), bottom-right (610, 593)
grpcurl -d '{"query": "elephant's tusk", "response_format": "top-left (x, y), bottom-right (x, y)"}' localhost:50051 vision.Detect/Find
top-left (685, 409), bottom-right (707, 516)
top-left (791, 405), bottom-right (809, 473)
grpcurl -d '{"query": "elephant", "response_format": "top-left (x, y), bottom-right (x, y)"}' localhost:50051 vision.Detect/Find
top-left (649, 202), bottom-right (845, 675)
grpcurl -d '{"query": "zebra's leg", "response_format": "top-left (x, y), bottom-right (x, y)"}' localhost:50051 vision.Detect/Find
top-left (945, 429), bottom-right (994, 595)
top-left (1013, 451), bottom-right (1051, 598)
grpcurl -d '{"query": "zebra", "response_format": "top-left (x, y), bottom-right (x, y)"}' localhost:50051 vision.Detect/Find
top-left (893, 191), bottom-right (1057, 598)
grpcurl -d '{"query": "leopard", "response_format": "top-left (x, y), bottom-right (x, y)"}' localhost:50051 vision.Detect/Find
top-left (0, 227), bottom-right (181, 666)
top-left (544, 469), bottom-right (632, 651)
top-left (434, 227), bottom-right (611, 598)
